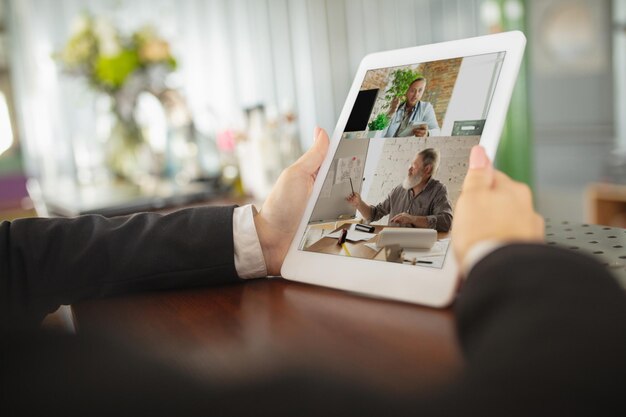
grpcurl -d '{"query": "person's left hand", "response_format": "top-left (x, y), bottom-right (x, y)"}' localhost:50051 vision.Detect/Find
top-left (254, 128), bottom-right (330, 275)
top-left (452, 145), bottom-right (544, 267)
top-left (390, 212), bottom-right (415, 226)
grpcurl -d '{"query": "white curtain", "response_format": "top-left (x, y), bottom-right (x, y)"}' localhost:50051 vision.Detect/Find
top-left (7, 0), bottom-right (486, 183)
top-left (615, 0), bottom-right (626, 149)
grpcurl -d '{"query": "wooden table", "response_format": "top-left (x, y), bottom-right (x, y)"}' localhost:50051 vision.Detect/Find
top-left (305, 223), bottom-right (385, 258)
top-left (73, 278), bottom-right (463, 395)
top-left (305, 223), bottom-right (449, 263)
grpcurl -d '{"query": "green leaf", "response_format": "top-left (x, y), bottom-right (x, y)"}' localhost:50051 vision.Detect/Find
top-left (368, 113), bottom-right (390, 131)
top-left (384, 69), bottom-right (423, 104)
top-left (94, 50), bottom-right (140, 89)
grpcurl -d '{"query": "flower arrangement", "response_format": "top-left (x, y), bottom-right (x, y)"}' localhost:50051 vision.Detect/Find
top-left (56, 14), bottom-right (178, 181)
top-left (57, 15), bottom-right (177, 94)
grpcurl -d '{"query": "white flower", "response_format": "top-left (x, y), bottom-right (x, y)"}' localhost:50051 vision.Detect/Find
top-left (139, 39), bottom-right (171, 62)
top-left (70, 15), bottom-right (91, 35)
top-left (94, 18), bottom-right (120, 57)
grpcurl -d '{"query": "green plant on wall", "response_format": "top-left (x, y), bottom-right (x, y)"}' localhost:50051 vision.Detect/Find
top-left (384, 68), bottom-right (423, 108)
top-left (368, 113), bottom-right (390, 131)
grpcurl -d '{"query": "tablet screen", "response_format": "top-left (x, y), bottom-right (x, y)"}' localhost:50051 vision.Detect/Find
top-left (299, 52), bottom-right (505, 269)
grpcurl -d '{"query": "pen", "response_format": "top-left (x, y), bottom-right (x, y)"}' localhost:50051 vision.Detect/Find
top-left (338, 228), bottom-right (348, 245)
top-left (417, 260), bottom-right (433, 264)
top-left (341, 243), bottom-right (352, 256)
top-left (349, 177), bottom-right (354, 195)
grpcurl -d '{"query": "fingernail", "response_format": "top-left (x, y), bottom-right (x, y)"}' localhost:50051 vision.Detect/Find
top-left (469, 146), bottom-right (489, 169)
top-left (314, 126), bottom-right (321, 138)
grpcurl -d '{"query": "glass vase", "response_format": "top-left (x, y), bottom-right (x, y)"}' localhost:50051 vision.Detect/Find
top-left (105, 112), bottom-right (153, 185)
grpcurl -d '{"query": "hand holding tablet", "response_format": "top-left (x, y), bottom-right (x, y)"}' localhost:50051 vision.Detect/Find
top-left (253, 128), bottom-right (329, 275)
top-left (452, 145), bottom-right (544, 266)
top-left (282, 31), bottom-right (528, 307)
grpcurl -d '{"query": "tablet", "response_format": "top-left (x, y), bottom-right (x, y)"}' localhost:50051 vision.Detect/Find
top-left (397, 122), bottom-right (429, 138)
top-left (282, 31), bottom-right (526, 307)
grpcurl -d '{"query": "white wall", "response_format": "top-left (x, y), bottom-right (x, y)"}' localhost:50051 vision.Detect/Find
top-left (528, 0), bottom-right (614, 222)
top-left (441, 52), bottom-right (504, 135)
top-left (361, 139), bottom-right (385, 201)
top-left (615, 0), bottom-right (626, 150)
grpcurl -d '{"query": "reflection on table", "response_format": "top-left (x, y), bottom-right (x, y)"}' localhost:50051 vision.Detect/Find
top-left (73, 278), bottom-right (463, 395)
top-left (26, 177), bottom-right (234, 217)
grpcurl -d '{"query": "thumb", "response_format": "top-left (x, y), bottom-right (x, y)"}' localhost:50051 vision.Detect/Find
top-left (297, 127), bottom-right (329, 174)
top-left (462, 145), bottom-right (494, 192)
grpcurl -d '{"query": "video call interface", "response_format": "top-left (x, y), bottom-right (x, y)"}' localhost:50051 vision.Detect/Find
top-left (299, 51), bottom-right (506, 269)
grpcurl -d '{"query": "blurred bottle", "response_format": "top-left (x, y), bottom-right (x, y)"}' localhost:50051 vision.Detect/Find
top-left (189, 104), bottom-right (222, 182)
top-left (158, 89), bottom-right (222, 186)
top-left (237, 104), bottom-right (279, 200)
top-left (603, 149), bottom-right (626, 184)
top-left (158, 89), bottom-right (198, 184)
top-left (216, 128), bottom-right (243, 196)
top-left (264, 104), bottom-right (283, 183)
top-left (278, 101), bottom-right (302, 169)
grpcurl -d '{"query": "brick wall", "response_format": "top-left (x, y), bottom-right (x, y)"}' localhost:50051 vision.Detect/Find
top-left (420, 58), bottom-right (462, 128)
top-left (361, 67), bottom-right (392, 91)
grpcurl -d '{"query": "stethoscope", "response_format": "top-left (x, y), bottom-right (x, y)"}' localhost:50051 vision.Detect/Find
top-left (393, 101), bottom-right (421, 136)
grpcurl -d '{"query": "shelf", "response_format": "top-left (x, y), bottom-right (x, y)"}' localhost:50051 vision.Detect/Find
top-left (27, 178), bottom-right (234, 218)
top-left (586, 182), bottom-right (626, 227)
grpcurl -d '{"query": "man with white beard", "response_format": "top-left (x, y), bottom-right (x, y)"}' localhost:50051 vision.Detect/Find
top-left (346, 148), bottom-right (452, 231)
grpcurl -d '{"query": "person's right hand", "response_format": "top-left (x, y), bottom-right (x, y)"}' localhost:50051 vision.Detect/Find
top-left (346, 192), bottom-right (363, 208)
top-left (452, 146), bottom-right (544, 267)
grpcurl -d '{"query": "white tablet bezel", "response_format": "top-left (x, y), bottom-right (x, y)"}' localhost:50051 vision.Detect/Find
top-left (281, 31), bottom-right (526, 307)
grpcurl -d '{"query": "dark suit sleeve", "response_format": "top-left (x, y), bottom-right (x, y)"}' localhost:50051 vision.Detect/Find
top-left (0, 206), bottom-right (240, 330)
top-left (437, 244), bottom-right (626, 416)
top-left (4, 240), bottom-right (626, 416)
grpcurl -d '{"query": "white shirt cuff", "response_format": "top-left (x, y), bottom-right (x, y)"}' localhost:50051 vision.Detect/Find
top-left (232, 205), bottom-right (267, 279)
top-left (461, 240), bottom-right (506, 278)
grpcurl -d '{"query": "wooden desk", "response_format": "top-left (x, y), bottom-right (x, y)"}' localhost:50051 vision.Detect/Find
top-left (73, 278), bottom-right (463, 395)
top-left (305, 223), bottom-right (449, 263)
top-left (586, 182), bottom-right (626, 227)
top-left (305, 224), bottom-right (385, 258)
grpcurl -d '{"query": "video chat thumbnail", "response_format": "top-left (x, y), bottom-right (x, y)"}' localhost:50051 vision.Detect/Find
top-left (299, 52), bottom-right (505, 269)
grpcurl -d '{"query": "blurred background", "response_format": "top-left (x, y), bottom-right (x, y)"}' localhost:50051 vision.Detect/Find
top-left (0, 0), bottom-right (625, 225)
